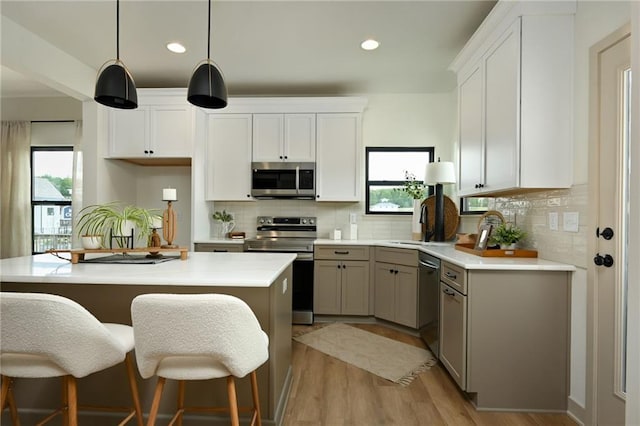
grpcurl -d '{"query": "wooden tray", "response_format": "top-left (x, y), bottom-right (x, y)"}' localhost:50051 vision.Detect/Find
top-left (49, 247), bottom-right (188, 264)
top-left (454, 243), bottom-right (537, 258)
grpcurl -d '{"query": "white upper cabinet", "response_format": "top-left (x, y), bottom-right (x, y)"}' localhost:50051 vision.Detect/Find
top-left (204, 113), bottom-right (253, 201)
top-left (316, 113), bottom-right (361, 202)
top-left (252, 114), bottom-right (316, 162)
top-left (107, 89), bottom-right (193, 162)
top-left (451, 2), bottom-right (575, 197)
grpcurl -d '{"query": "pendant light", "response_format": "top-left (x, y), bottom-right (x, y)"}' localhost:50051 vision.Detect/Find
top-left (187, 0), bottom-right (227, 109)
top-left (94, 0), bottom-right (138, 109)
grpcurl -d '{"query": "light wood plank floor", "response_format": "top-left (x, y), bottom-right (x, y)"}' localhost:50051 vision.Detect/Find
top-left (283, 323), bottom-right (577, 426)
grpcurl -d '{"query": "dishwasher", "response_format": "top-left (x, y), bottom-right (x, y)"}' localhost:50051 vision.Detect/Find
top-left (418, 252), bottom-right (440, 358)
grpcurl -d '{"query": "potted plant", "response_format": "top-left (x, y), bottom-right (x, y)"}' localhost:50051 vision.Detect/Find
top-left (213, 210), bottom-right (235, 238)
top-left (489, 223), bottom-right (527, 249)
top-left (76, 202), bottom-right (161, 249)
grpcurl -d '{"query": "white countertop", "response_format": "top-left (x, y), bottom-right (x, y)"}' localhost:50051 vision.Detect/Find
top-left (314, 239), bottom-right (576, 271)
top-left (0, 252), bottom-right (296, 287)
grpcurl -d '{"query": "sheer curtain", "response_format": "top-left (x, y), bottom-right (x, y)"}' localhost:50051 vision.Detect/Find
top-left (1, 121), bottom-right (32, 258)
top-left (72, 120), bottom-right (83, 248)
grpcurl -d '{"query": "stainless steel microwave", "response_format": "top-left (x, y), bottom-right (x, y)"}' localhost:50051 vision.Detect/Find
top-left (251, 162), bottom-right (316, 199)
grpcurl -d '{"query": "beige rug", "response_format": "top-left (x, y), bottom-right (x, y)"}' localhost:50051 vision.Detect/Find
top-left (293, 323), bottom-right (437, 386)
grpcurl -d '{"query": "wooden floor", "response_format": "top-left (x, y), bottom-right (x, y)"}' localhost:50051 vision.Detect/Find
top-left (283, 323), bottom-right (577, 426)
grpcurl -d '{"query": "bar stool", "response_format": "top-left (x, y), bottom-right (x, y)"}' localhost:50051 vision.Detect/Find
top-left (0, 292), bottom-right (143, 426)
top-left (131, 293), bottom-right (269, 426)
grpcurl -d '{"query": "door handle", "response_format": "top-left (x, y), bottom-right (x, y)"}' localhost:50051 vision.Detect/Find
top-left (596, 227), bottom-right (614, 240)
top-left (594, 253), bottom-right (614, 267)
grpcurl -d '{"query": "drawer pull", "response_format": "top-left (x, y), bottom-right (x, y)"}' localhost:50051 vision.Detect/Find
top-left (334, 250), bottom-right (350, 255)
top-left (442, 287), bottom-right (456, 296)
top-left (445, 271), bottom-right (457, 280)
top-left (213, 249), bottom-right (228, 252)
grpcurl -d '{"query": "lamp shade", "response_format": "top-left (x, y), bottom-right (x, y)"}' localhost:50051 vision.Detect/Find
top-left (94, 62), bottom-right (138, 109)
top-left (425, 161), bottom-right (456, 185)
top-left (187, 61), bottom-right (228, 109)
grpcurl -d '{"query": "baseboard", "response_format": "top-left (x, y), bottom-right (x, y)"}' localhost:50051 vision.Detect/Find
top-left (567, 397), bottom-right (586, 426)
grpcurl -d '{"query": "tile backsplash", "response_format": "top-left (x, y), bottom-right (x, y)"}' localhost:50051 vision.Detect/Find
top-left (213, 184), bottom-right (588, 267)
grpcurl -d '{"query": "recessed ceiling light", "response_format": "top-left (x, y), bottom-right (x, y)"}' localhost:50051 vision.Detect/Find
top-left (361, 39), bottom-right (380, 51)
top-left (166, 42), bottom-right (186, 54)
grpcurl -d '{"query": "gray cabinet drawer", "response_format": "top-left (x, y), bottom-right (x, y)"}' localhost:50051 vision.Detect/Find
top-left (314, 245), bottom-right (370, 261)
top-left (441, 261), bottom-right (467, 294)
top-left (194, 243), bottom-right (244, 253)
top-left (374, 246), bottom-right (418, 267)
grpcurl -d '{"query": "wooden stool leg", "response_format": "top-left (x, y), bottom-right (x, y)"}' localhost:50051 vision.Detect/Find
top-left (125, 353), bottom-right (144, 426)
top-left (176, 380), bottom-right (185, 426)
top-left (66, 376), bottom-right (78, 426)
top-left (61, 376), bottom-right (69, 426)
top-left (250, 371), bottom-right (262, 426)
top-left (226, 376), bottom-right (240, 426)
top-left (1, 376), bottom-right (20, 426)
top-left (147, 377), bottom-right (165, 426)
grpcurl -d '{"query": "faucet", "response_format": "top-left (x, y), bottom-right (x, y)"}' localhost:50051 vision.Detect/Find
top-left (419, 204), bottom-right (434, 242)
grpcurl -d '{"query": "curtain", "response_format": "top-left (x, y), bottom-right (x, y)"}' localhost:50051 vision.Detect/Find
top-left (72, 120), bottom-right (83, 248)
top-left (0, 121), bottom-right (32, 258)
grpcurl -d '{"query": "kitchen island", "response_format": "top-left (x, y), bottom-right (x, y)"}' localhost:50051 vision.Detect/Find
top-left (0, 252), bottom-right (296, 426)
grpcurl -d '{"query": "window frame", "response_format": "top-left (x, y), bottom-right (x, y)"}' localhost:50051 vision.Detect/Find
top-left (365, 146), bottom-right (435, 215)
top-left (31, 146), bottom-right (73, 254)
top-left (459, 197), bottom-right (492, 215)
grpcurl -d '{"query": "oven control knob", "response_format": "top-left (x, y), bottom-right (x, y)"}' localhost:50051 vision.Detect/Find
top-left (302, 219), bottom-right (307, 224)
top-left (309, 219), bottom-right (315, 224)
top-left (258, 218), bottom-right (264, 224)
top-left (267, 219), bottom-right (272, 224)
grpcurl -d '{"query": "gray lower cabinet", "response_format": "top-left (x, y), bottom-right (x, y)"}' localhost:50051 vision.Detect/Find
top-left (374, 247), bottom-right (419, 328)
top-left (194, 242), bottom-right (244, 253)
top-left (314, 245), bottom-right (370, 315)
top-left (439, 260), bottom-right (570, 411)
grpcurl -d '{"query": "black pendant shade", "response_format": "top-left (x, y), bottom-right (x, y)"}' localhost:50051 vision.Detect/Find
top-left (94, 62), bottom-right (138, 109)
top-left (94, 0), bottom-right (138, 110)
top-left (187, 0), bottom-right (227, 109)
top-left (187, 61), bottom-right (227, 109)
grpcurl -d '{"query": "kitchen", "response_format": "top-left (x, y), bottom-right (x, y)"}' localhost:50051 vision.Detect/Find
top-left (1, 1), bottom-right (639, 426)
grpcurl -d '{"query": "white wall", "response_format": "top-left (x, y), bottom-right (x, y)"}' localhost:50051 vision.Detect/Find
top-left (1, 97), bottom-right (81, 121)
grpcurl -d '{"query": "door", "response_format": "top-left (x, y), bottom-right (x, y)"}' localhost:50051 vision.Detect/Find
top-left (313, 260), bottom-right (342, 315)
top-left (458, 64), bottom-right (483, 195)
top-left (341, 260), bottom-right (369, 315)
top-left (589, 28), bottom-right (630, 425)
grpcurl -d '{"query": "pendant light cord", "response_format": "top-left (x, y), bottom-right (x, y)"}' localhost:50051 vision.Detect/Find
top-left (116, 0), bottom-right (120, 60)
top-left (207, 0), bottom-right (211, 60)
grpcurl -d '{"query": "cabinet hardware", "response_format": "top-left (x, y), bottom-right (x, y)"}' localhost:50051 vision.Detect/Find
top-left (443, 287), bottom-right (456, 296)
top-left (596, 227), bottom-right (614, 240)
top-left (445, 271), bottom-right (457, 279)
top-left (213, 249), bottom-right (228, 252)
top-left (334, 251), bottom-right (349, 255)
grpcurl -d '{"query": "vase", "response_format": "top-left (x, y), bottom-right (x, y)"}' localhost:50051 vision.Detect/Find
top-left (218, 221), bottom-right (236, 238)
top-left (411, 199), bottom-right (422, 241)
top-left (81, 235), bottom-right (102, 250)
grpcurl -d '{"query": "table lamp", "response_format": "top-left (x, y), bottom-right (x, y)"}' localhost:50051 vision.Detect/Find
top-left (425, 160), bottom-right (456, 242)
top-left (162, 188), bottom-right (178, 248)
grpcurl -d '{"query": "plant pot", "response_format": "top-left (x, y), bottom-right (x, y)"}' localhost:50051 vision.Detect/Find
top-left (500, 243), bottom-right (517, 250)
top-left (81, 235), bottom-right (102, 250)
top-left (411, 199), bottom-right (422, 240)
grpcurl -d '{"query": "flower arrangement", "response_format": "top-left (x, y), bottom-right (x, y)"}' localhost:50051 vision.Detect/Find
top-left (213, 210), bottom-right (234, 223)
top-left (399, 171), bottom-right (426, 200)
top-left (489, 223), bottom-right (527, 248)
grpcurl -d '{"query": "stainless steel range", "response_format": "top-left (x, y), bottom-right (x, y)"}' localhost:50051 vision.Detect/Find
top-left (244, 216), bottom-right (316, 324)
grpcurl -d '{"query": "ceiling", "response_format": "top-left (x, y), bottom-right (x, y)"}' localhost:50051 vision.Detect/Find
top-left (0, 0), bottom-right (496, 99)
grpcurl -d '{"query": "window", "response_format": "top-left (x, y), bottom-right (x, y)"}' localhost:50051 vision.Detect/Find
top-left (460, 197), bottom-right (492, 215)
top-left (31, 147), bottom-right (73, 254)
top-left (365, 147), bottom-right (434, 214)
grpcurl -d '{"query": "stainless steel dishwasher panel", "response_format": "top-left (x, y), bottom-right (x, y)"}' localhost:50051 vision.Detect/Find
top-left (418, 252), bottom-right (441, 358)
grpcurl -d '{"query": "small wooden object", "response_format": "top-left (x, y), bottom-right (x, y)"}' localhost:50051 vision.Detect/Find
top-left (455, 243), bottom-right (538, 258)
top-left (51, 247), bottom-right (189, 264)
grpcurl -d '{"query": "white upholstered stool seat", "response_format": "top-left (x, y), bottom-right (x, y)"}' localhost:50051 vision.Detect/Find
top-left (131, 293), bottom-right (269, 426)
top-left (0, 292), bottom-right (143, 426)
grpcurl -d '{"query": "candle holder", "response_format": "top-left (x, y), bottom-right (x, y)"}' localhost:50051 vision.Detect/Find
top-left (162, 188), bottom-right (178, 248)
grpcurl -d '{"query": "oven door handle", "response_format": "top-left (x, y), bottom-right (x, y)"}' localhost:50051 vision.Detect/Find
top-left (295, 165), bottom-right (300, 194)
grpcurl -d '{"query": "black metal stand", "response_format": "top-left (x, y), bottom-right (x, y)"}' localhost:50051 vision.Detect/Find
top-left (434, 183), bottom-right (445, 242)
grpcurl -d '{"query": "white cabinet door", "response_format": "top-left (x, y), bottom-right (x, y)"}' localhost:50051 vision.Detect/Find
top-left (316, 113), bottom-right (361, 201)
top-left (284, 114), bottom-right (316, 162)
top-left (483, 19), bottom-right (519, 193)
top-left (108, 108), bottom-right (148, 157)
top-left (150, 105), bottom-right (193, 157)
top-left (458, 65), bottom-right (484, 195)
top-left (252, 114), bottom-right (284, 162)
top-left (252, 113), bottom-right (316, 162)
top-left (205, 114), bottom-right (253, 201)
